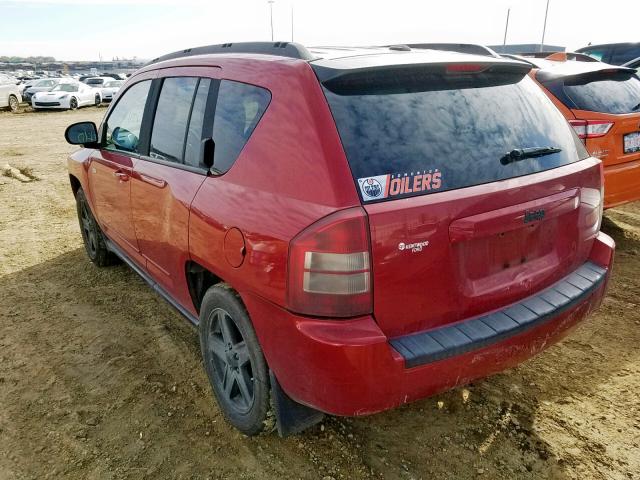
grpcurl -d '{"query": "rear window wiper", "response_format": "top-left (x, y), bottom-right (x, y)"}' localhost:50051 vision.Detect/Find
top-left (500, 146), bottom-right (562, 165)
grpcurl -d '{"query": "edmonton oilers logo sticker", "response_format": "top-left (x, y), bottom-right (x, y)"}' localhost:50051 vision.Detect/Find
top-left (363, 178), bottom-right (382, 198)
top-left (357, 175), bottom-right (389, 200)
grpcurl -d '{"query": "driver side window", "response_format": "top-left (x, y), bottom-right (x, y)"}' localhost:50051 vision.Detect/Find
top-left (104, 80), bottom-right (151, 153)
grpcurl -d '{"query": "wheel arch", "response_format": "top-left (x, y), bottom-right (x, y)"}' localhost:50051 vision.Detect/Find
top-left (185, 260), bottom-right (224, 314)
top-left (69, 174), bottom-right (82, 197)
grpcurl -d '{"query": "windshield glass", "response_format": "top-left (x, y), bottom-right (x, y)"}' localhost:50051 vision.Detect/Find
top-left (86, 78), bottom-right (104, 85)
top-left (322, 71), bottom-right (584, 202)
top-left (52, 83), bottom-right (79, 92)
top-left (563, 72), bottom-right (640, 114)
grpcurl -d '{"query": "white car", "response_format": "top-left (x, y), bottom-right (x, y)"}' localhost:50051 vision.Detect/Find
top-left (99, 79), bottom-right (124, 102)
top-left (84, 76), bottom-right (113, 88)
top-left (32, 81), bottom-right (101, 110)
top-left (0, 74), bottom-right (22, 112)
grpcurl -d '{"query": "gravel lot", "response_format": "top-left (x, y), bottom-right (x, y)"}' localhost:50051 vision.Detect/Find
top-left (0, 107), bottom-right (639, 480)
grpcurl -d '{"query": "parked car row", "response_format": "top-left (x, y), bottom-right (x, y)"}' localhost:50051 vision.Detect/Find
top-left (64, 41), bottom-right (626, 437)
top-left (0, 75), bottom-right (125, 111)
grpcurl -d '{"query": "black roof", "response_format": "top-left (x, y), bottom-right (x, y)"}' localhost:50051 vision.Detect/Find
top-left (145, 41), bottom-right (533, 81)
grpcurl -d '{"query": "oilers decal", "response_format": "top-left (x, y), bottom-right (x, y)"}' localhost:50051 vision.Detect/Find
top-left (357, 170), bottom-right (443, 202)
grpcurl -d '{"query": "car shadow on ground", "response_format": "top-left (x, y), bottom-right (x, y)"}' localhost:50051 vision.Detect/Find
top-left (1, 228), bottom-right (637, 479)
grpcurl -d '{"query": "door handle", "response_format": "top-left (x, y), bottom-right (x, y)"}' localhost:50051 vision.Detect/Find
top-left (113, 170), bottom-right (130, 182)
top-left (139, 173), bottom-right (167, 188)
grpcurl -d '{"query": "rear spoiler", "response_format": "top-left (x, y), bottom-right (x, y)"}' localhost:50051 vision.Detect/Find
top-left (312, 59), bottom-right (532, 86)
top-left (536, 65), bottom-right (637, 83)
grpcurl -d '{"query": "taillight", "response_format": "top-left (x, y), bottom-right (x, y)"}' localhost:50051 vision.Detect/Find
top-left (287, 207), bottom-right (372, 318)
top-left (569, 119), bottom-right (613, 140)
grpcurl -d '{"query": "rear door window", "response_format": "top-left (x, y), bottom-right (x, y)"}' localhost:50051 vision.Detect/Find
top-left (211, 80), bottom-right (270, 173)
top-left (150, 77), bottom-right (199, 163)
top-left (184, 78), bottom-right (212, 168)
top-left (321, 70), bottom-right (582, 202)
top-left (562, 72), bottom-right (640, 114)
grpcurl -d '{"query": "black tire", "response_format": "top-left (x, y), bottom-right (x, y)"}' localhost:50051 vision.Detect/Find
top-left (8, 95), bottom-right (19, 113)
top-left (70, 97), bottom-right (78, 110)
top-left (94, 94), bottom-right (101, 106)
top-left (76, 189), bottom-right (119, 267)
top-left (199, 285), bottom-right (271, 435)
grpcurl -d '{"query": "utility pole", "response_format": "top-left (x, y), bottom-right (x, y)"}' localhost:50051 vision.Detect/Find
top-left (291, 6), bottom-right (294, 42)
top-left (503, 7), bottom-right (510, 46)
top-left (540, 0), bottom-right (550, 52)
top-left (268, 0), bottom-right (275, 41)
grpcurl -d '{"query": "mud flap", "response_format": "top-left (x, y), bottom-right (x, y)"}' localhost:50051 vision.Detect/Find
top-left (270, 371), bottom-right (324, 437)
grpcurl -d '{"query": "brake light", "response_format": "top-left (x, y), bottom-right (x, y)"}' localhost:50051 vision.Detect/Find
top-left (446, 64), bottom-right (488, 73)
top-left (287, 207), bottom-right (372, 318)
top-left (569, 120), bottom-right (613, 140)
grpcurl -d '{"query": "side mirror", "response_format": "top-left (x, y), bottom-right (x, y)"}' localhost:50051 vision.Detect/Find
top-left (200, 137), bottom-right (216, 172)
top-left (65, 121), bottom-right (99, 147)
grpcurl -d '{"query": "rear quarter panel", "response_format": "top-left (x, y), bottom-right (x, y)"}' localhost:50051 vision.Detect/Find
top-left (188, 59), bottom-right (360, 307)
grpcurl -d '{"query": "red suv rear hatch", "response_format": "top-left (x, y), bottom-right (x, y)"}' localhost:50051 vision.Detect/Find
top-left (319, 58), bottom-right (603, 337)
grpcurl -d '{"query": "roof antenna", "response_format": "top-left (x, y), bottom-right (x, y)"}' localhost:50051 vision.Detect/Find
top-left (291, 6), bottom-right (294, 42)
top-left (268, 0), bottom-right (275, 42)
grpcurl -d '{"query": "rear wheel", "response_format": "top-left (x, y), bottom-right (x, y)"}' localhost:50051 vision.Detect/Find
top-left (76, 189), bottom-right (119, 267)
top-left (69, 97), bottom-right (78, 110)
top-left (199, 285), bottom-right (271, 435)
top-left (8, 95), bottom-right (19, 113)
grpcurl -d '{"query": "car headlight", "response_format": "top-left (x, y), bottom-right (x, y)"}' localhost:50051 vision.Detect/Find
top-left (59, 94), bottom-right (68, 99)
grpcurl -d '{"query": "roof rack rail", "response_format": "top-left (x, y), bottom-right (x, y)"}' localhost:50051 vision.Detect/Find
top-left (146, 41), bottom-right (316, 66)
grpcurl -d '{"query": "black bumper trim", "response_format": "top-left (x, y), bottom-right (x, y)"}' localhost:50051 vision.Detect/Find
top-left (389, 262), bottom-right (607, 368)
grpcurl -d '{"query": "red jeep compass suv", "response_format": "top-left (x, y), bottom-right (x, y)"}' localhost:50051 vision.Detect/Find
top-left (65, 42), bottom-right (614, 436)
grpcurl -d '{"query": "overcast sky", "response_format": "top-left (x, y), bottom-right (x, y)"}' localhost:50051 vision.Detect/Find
top-left (0, 0), bottom-right (638, 61)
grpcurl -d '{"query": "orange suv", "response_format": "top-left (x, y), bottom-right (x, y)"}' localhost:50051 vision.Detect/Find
top-left (511, 54), bottom-right (640, 208)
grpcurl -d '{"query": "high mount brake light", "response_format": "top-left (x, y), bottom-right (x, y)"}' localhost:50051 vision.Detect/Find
top-left (287, 207), bottom-right (372, 318)
top-left (446, 64), bottom-right (488, 74)
top-left (569, 119), bottom-right (613, 140)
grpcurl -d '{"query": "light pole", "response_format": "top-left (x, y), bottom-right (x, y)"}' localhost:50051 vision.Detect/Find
top-left (503, 7), bottom-right (510, 47)
top-left (540, 0), bottom-right (550, 52)
top-left (268, 0), bottom-right (275, 41)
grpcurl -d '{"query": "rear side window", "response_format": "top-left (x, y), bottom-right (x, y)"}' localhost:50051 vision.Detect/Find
top-left (581, 48), bottom-right (606, 62)
top-left (610, 45), bottom-right (640, 65)
top-left (211, 80), bottom-right (270, 173)
top-left (104, 80), bottom-right (151, 154)
top-left (322, 70), bottom-right (582, 202)
top-left (562, 73), bottom-right (640, 114)
top-left (150, 77), bottom-right (199, 163)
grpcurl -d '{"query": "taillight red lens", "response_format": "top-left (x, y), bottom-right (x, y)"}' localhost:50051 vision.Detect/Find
top-left (287, 207), bottom-right (372, 318)
top-left (569, 119), bottom-right (613, 140)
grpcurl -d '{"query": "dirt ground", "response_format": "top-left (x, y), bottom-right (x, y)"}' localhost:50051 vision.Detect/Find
top-left (0, 106), bottom-right (639, 480)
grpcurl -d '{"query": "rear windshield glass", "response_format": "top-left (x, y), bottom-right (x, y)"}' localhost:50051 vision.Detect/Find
top-left (563, 72), bottom-right (640, 114)
top-left (322, 70), bottom-right (582, 202)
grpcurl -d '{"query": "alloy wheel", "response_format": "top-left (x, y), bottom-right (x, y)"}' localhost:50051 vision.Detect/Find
top-left (206, 308), bottom-right (255, 414)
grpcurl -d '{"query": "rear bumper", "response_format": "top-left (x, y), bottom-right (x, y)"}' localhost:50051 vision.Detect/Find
top-left (245, 232), bottom-right (615, 416)
top-left (603, 159), bottom-right (640, 208)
